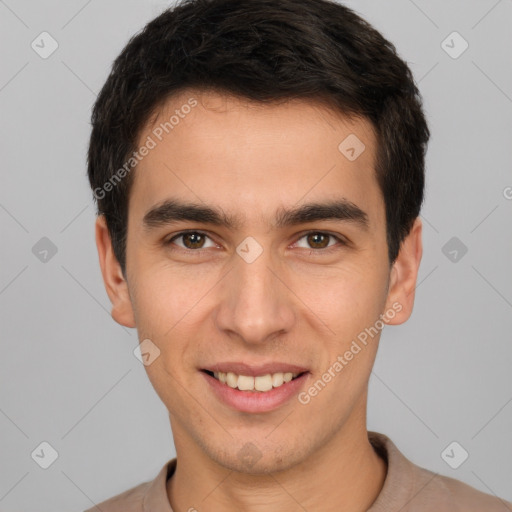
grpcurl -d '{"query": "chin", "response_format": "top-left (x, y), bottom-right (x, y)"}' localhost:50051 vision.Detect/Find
top-left (208, 440), bottom-right (310, 475)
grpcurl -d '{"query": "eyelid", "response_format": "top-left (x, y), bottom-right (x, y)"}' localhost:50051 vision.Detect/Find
top-left (165, 229), bottom-right (347, 253)
top-left (166, 229), bottom-right (220, 249)
top-left (291, 230), bottom-right (347, 251)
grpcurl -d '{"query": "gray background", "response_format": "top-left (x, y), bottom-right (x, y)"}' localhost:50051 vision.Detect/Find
top-left (0, 0), bottom-right (511, 510)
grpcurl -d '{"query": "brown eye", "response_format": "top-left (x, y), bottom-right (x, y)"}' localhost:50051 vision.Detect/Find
top-left (295, 232), bottom-right (343, 251)
top-left (307, 233), bottom-right (330, 249)
top-left (167, 231), bottom-right (216, 250)
top-left (182, 233), bottom-right (205, 249)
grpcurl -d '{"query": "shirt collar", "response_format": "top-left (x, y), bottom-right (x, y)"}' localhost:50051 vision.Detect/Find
top-left (142, 431), bottom-right (417, 511)
top-left (143, 457), bottom-right (176, 512)
top-left (367, 431), bottom-right (417, 511)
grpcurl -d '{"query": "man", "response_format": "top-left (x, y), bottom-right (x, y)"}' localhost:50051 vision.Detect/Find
top-left (86, 0), bottom-right (512, 510)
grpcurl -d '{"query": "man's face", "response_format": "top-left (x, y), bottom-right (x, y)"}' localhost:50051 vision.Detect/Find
top-left (114, 90), bottom-right (403, 472)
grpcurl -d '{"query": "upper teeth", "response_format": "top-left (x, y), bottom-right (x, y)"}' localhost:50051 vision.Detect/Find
top-left (213, 371), bottom-right (300, 392)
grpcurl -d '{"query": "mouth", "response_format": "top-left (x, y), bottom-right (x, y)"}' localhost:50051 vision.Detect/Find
top-left (201, 369), bottom-right (307, 393)
top-left (200, 366), bottom-right (310, 413)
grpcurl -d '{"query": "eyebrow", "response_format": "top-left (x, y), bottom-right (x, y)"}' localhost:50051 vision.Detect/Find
top-left (142, 198), bottom-right (369, 232)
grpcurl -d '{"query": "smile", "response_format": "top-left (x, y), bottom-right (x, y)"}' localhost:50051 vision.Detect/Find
top-left (204, 370), bottom-right (304, 392)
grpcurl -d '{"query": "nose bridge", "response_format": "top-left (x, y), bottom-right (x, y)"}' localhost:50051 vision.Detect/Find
top-left (215, 243), bottom-right (295, 344)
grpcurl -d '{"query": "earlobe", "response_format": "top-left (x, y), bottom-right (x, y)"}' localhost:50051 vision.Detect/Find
top-left (95, 215), bottom-right (136, 328)
top-left (383, 217), bottom-right (423, 326)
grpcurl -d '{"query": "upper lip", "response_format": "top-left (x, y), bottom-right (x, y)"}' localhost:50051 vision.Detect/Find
top-left (202, 362), bottom-right (309, 376)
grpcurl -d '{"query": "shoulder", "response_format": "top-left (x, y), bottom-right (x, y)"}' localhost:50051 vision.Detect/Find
top-left (416, 468), bottom-right (512, 511)
top-left (368, 431), bottom-right (512, 512)
top-left (83, 480), bottom-right (150, 512)
top-left (83, 458), bottom-right (176, 512)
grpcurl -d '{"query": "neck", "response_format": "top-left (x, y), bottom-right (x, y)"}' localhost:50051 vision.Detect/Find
top-left (167, 402), bottom-right (387, 511)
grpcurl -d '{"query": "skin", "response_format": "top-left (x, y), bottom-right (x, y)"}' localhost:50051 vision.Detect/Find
top-left (95, 89), bottom-right (422, 512)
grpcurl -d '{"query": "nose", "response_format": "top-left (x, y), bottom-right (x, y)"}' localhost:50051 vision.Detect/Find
top-left (213, 246), bottom-right (296, 346)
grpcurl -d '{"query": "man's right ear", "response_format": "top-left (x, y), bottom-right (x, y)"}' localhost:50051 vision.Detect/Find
top-left (95, 215), bottom-right (136, 328)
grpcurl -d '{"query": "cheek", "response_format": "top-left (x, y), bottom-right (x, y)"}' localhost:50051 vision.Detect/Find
top-left (127, 273), bottom-right (179, 359)
top-left (302, 268), bottom-right (386, 405)
top-left (289, 261), bottom-right (387, 337)
top-left (131, 261), bottom-right (200, 321)
top-left (130, 272), bottom-right (195, 404)
top-left (129, 261), bottom-right (221, 363)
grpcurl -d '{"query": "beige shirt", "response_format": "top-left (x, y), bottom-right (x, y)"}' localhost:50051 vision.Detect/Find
top-left (84, 431), bottom-right (512, 511)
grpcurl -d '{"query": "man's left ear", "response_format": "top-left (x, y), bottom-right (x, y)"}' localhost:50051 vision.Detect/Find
top-left (383, 217), bottom-right (423, 325)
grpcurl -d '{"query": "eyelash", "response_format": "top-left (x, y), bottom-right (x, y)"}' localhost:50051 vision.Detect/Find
top-left (164, 230), bottom-right (347, 256)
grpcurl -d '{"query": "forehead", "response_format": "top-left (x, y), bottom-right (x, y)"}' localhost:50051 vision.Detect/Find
top-left (129, 89), bottom-right (384, 231)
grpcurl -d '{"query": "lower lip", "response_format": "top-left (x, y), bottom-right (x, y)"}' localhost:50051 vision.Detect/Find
top-left (201, 371), bottom-right (309, 413)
